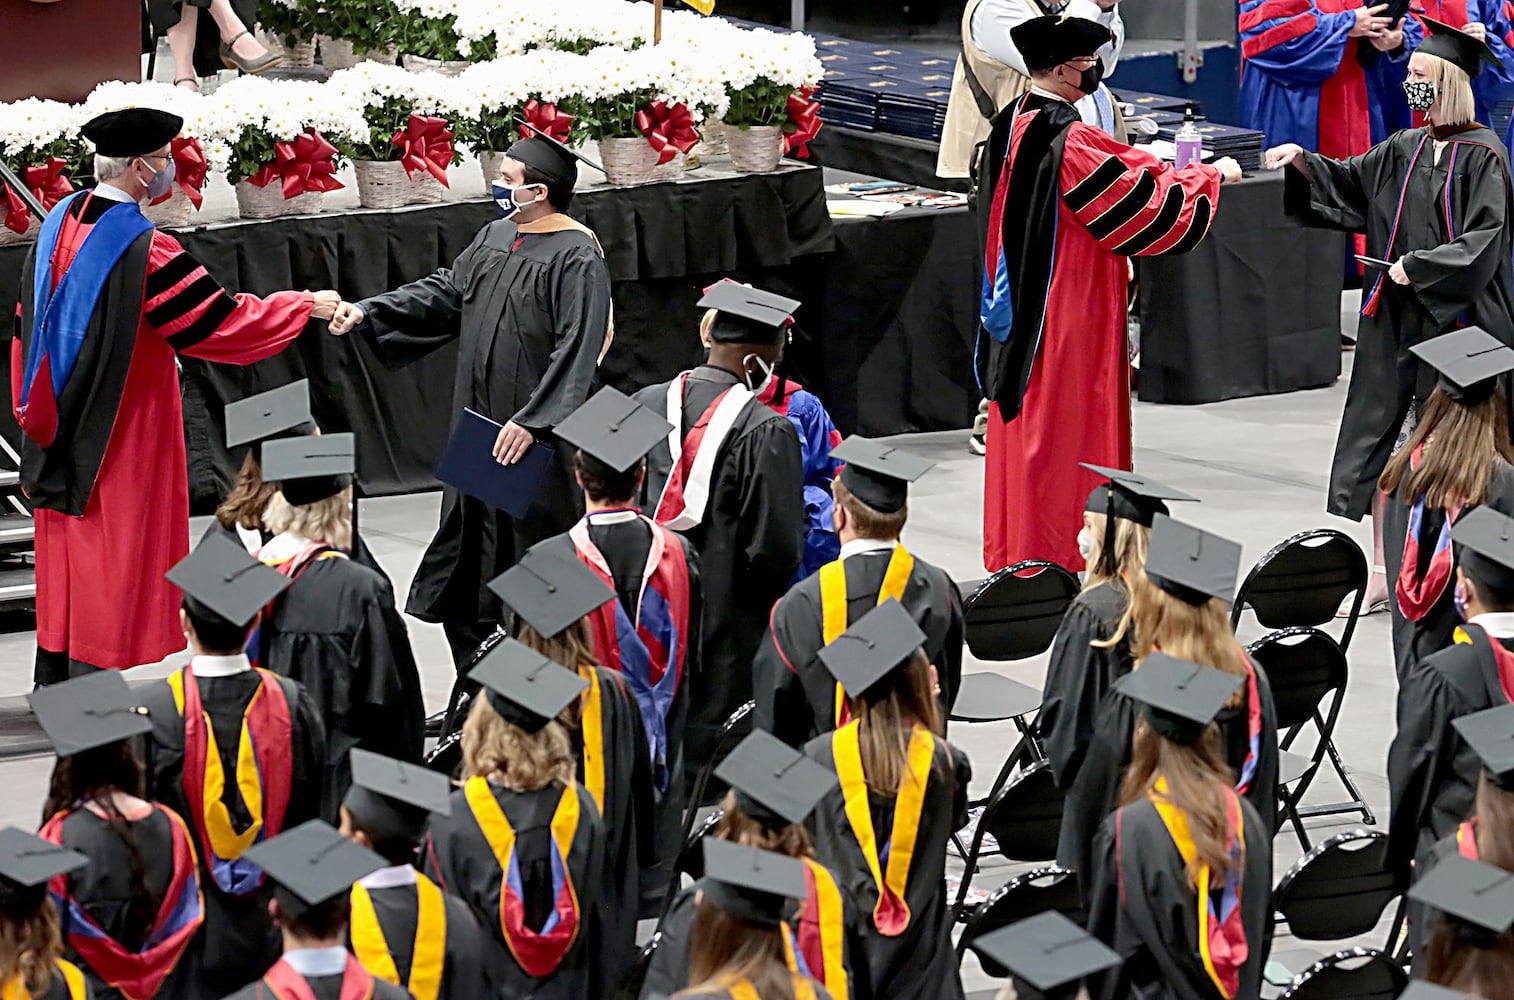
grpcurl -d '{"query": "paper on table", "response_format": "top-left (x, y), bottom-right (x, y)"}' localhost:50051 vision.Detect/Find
top-left (828, 199), bottom-right (906, 217)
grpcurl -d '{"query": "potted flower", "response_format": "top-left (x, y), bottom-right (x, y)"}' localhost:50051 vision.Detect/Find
top-left (82, 82), bottom-right (213, 228)
top-left (0, 99), bottom-right (86, 245)
top-left (256, 0), bottom-right (317, 67)
top-left (573, 48), bottom-right (699, 186)
top-left (721, 34), bottom-right (823, 172)
top-left (456, 54), bottom-right (593, 193)
top-left (327, 63), bottom-right (461, 207)
top-left (310, 0), bottom-right (400, 69)
top-left (394, 0), bottom-right (472, 75)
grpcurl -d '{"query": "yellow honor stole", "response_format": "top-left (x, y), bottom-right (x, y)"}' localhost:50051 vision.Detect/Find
top-left (780, 859), bottom-right (848, 1000)
top-left (168, 669), bottom-right (269, 858)
top-left (576, 665), bottom-right (606, 814)
top-left (726, 976), bottom-right (818, 1000)
top-left (819, 545), bottom-right (915, 725)
top-left (350, 874), bottom-right (446, 1000)
top-left (831, 721), bottom-right (934, 935)
top-left (2, 962), bottom-right (86, 1000)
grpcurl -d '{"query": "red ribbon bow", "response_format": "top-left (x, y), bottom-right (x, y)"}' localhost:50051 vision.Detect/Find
top-left (247, 129), bottom-right (345, 199)
top-left (153, 136), bottom-right (208, 209)
top-left (390, 114), bottom-right (454, 187)
top-left (1, 184), bottom-right (30, 235)
top-left (634, 100), bottom-right (699, 165)
top-left (785, 87), bottom-right (822, 159)
top-left (24, 157), bottom-right (74, 211)
top-left (518, 99), bottom-right (574, 143)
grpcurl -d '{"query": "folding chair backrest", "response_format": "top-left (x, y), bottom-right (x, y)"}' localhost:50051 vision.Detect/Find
top-left (614, 932), bottom-right (662, 1000)
top-left (964, 560), bottom-right (1079, 662)
top-left (1278, 948), bottom-right (1407, 1000)
top-left (676, 808), bottom-right (726, 882)
top-left (958, 865), bottom-right (1083, 974)
top-left (1231, 529), bottom-right (1368, 647)
top-left (983, 760), bottom-right (1065, 862)
top-left (1246, 627), bottom-right (1348, 732)
top-left (1274, 831), bottom-right (1401, 940)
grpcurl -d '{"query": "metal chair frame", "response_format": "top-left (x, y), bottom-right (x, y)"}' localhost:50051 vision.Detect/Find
top-left (1277, 947), bottom-right (1408, 1000)
top-left (955, 863), bottom-right (1083, 967)
top-left (951, 759), bottom-right (1065, 915)
top-left (1230, 527), bottom-right (1369, 653)
top-left (1269, 829), bottom-right (1405, 956)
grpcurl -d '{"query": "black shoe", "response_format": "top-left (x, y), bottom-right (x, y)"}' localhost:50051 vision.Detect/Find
top-left (424, 708), bottom-right (448, 737)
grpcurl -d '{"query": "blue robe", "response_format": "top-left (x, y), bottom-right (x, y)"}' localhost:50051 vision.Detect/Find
top-left (1238, 0), bottom-right (1371, 155)
top-left (760, 380), bottom-right (842, 581)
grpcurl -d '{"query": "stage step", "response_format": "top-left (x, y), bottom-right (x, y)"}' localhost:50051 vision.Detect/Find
top-left (0, 471), bottom-right (18, 489)
top-left (0, 514), bottom-right (33, 548)
top-left (0, 567), bottom-right (35, 604)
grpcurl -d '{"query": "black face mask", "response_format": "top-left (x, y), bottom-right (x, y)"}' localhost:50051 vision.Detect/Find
top-left (1075, 56), bottom-right (1105, 96)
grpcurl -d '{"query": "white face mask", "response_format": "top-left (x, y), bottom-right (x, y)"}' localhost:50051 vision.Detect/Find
top-left (741, 353), bottom-right (775, 393)
top-left (1077, 526), bottom-right (1096, 561)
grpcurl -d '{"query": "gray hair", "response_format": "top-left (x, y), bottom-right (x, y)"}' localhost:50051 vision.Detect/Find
top-left (93, 154), bottom-right (133, 183)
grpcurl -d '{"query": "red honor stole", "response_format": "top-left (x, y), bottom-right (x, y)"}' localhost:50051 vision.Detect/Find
top-left (1134, 779), bottom-right (1248, 998)
top-left (1396, 450), bottom-right (1461, 622)
top-left (787, 859), bottom-right (849, 1000)
top-left (653, 372), bottom-right (754, 530)
top-left (168, 667), bottom-right (293, 895)
top-left (464, 777), bottom-right (583, 977)
top-left (1452, 624), bottom-right (1514, 702)
top-left (571, 512), bottom-right (691, 790)
top-left (819, 546), bottom-right (915, 729)
top-left (831, 722), bottom-right (934, 936)
top-left (39, 804), bottom-right (204, 1000)
top-left (261, 954), bottom-right (375, 1000)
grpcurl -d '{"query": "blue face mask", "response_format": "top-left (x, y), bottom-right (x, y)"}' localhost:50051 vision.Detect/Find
top-left (491, 181), bottom-right (541, 219)
top-left (1455, 582), bottom-right (1469, 620)
top-left (144, 157), bottom-right (176, 203)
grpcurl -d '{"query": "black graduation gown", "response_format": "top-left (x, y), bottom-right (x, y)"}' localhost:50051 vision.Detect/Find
top-left (634, 366), bottom-right (806, 788)
top-left (1086, 795), bottom-right (1272, 1000)
top-left (139, 668), bottom-right (329, 998)
top-left (52, 806), bottom-right (199, 1000)
top-left (1038, 581), bottom-right (1133, 791)
top-left (752, 546), bottom-right (965, 750)
top-left (581, 515), bottom-right (703, 911)
top-left (1058, 657), bottom-right (1279, 893)
top-left (357, 220), bottom-right (611, 645)
top-left (802, 731), bottom-right (970, 1000)
top-left (258, 555), bottom-right (426, 807)
top-left (202, 518), bottom-right (390, 587)
top-left (1283, 127), bottom-right (1514, 519)
top-left (219, 964), bottom-right (413, 1000)
top-left (642, 869), bottom-right (869, 1000)
top-left (422, 780), bottom-right (605, 1000)
top-left (1381, 461), bottom-right (1514, 679)
top-left (1386, 623), bottom-right (1514, 877)
top-left (348, 873), bottom-right (488, 999)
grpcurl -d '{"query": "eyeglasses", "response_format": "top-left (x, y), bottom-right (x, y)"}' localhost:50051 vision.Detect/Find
top-left (139, 153), bottom-right (172, 166)
top-left (1063, 56), bottom-right (1099, 68)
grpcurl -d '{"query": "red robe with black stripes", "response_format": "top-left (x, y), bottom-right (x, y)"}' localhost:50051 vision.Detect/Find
top-left (983, 117), bottom-right (1222, 572)
top-left (14, 192), bottom-right (311, 669)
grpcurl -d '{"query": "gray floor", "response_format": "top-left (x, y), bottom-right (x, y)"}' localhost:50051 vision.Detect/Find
top-left (0, 301), bottom-right (1395, 995)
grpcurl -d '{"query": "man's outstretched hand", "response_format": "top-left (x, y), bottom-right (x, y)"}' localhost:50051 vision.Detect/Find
top-left (310, 289), bottom-right (341, 321)
top-left (328, 299), bottom-right (366, 336)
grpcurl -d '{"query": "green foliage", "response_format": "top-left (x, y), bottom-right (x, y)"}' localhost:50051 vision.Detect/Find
top-left (347, 95), bottom-right (417, 161)
top-left (305, 0), bottom-right (399, 54)
top-left (570, 89), bottom-right (660, 141)
top-left (3, 137), bottom-right (94, 188)
top-left (227, 126), bottom-right (285, 184)
top-left (396, 11), bottom-right (464, 61)
top-left (723, 77), bottom-right (792, 129)
top-left (256, 0), bottom-right (312, 44)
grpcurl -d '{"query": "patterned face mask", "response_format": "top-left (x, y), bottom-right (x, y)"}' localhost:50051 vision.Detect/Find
top-left (1404, 79), bottom-right (1437, 112)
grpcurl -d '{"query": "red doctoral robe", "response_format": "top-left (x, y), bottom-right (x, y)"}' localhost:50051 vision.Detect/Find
top-left (13, 190), bottom-right (310, 669)
top-left (979, 95), bottom-right (1222, 571)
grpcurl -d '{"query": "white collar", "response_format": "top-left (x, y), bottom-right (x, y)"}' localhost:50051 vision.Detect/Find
top-left (585, 509), bottom-right (640, 525)
top-left (1029, 85), bottom-right (1074, 106)
top-left (358, 864), bottom-right (418, 890)
top-left (281, 946), bottom-right (350, 978)
top-left (234, 523), bottom-right (265, 556)
top-left (90, 184), bottom-right (138, 205)
top-left (840, 538), bottom-right (899, 560)
top-left (259, 532), bottom-right (312, 562)
top-left (1471, 612), bottom-right (1514, 639)
top-left (190, 653), bottom-right (252, 678)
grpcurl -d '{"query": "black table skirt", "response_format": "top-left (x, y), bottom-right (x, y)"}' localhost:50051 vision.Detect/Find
top-left (1137, 170), bottom-right (1346, 403)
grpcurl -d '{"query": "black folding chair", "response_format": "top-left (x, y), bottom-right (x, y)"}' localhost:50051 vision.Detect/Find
top-left (1250, 627), bottom-right (1374, 844)
top-left (422, 626), bottom-right (511, 777)
top-left (657, 806), bottom-right (725, 922)
top-left (613, 932), bottom-right (662, 1000)
top-left (1277, 948), bottom-right (1407, 1000)
top-left (956, 864), bottom-right (1083, 968)
top-left (953, 760), bottom-right (1066, 914)
top-left (1271, 830), bottom-right (1405, 954)
top-left (1230, 528), bottom-right (1369, 653)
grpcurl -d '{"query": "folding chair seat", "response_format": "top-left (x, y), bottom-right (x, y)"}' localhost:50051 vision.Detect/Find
top-left (956, 864), bottom-right (1082, 966)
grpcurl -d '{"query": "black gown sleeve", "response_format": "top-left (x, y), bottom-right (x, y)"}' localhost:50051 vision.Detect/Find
top-left (444, 894), bottom-right (489, 998)
top-left (352, 583), bottom-right (425, 765)
top-left (640, 886), bottom-right (696, 998)
top-left (619, 675), bottom-right (659, 871)
top-left (1284, 142), bottom-right (1395, 232)
top-left (949, 743), bottom-right (974, 833)
top-left (1085, 816), bottom-right (1130, 1000)
top-left (938, 577), bottom-right (966, 727)
top-left (1387, 657), bottom-right (1458, 877)
top-left (1040, 600), bottom-right (1114, 790)
top-left (290, 684), bottom-right (332, 825)
top-left (752, 597), bottom-right (817, 749)
top-left (1058, 696), bottom-right (1134, 893)
top-left (1246, 666), bottom-right (1281, 836)
top-left (733, 419), bottom-right (807, 606)
top-left (356, 226), bottom-right (487, 369)
top-left (1402, 145), bottom-right (1512, 329)
top-left (510, 246), bottom-right (611, 432)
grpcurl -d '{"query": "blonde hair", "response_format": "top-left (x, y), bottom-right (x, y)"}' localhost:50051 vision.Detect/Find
top-left (1101, 565), bottom-right (1247, 708)
top-left (852, 648), bottom-right (944, 795)
top-left (1083, 511), bottom-right (1153, 592)
top-left (460, 696), bottom-right (576, 791)
top-left (1421, 51), bottom-right (1476, 127)
top-left (699, 308), bottom-right (718, 349)
top-left (263, 487), bottom-right (353, 552)
top-left (1379, 386), bottom-right (1514, 510)
top-left (0, 899), bottom-right (63, 996)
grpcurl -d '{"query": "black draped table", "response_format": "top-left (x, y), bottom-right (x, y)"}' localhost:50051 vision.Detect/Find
top-left (0, 162), bottom-right (983, 508)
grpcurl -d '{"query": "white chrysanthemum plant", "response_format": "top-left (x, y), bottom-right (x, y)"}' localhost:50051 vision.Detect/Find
top-left (81, 81), bottom-right (220, 206)
top-left (206, 76), bottom-right (366, 193)
top-left (325, 62), bottom-right (465, 171)
top-left (0, 98), bottom-right (89, 200)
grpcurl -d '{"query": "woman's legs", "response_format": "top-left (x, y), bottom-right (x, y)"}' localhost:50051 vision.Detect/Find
top-left (204, 0), bottom-right (270, 60)
top-left (165, 4), bottom-right (200, 85)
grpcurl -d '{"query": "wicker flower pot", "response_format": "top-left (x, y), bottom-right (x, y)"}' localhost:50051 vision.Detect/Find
top-left (353, 158), bottom-right (446, 208)
top-left (235, 181), bottom-right (325, 219)
top-left (692, 118), bottom-right (730, 158)
top-left (596, 137), bottom-right (665, 187)
top-left (651, 150), bottom-right (687, 182)
top-left (258, 31), bottom-right (316, 67)
top-left (727, 124), bottom-right (784, 173)
top-left (318, 36), bottom-right (397, 69)
top-left (403, 54), bottom-right (470, 76)
top-left (142, 186), bottom-right (193, 229)
top-left (478, 151), bottom-right (506, 195)
top-left (0, 212), bottom-right (37, 247)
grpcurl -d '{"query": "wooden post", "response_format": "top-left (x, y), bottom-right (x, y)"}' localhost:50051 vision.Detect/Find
top-left (654, 0), bottom-right (663, 44)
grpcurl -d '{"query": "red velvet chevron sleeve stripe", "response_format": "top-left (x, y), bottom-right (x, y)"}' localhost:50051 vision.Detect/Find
top-left (1060, 125), bottom-right (1223, 258)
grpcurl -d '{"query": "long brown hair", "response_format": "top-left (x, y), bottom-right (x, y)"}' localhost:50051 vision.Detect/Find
top-left (715, 793), bottom-right (814, 859)
top-left (460, 697), bottom-right (576, 792)
top-left (216, 450), bottom-right (277, 531)
top-left (850, 648), bottom-right (943, 796)
top-left (517, 619), bottom-right (598, 730)
top-left (1424, 924), bottom-right (1514, 994)
top-left (1379, 385), bottom-right (1514, 509)
top-left (1119, 720), bottom-right (1241, 888)
top-left (1474, 772), bottom-right (1514, 872)
top-left (683, 898), bottom-right (800, 1000)
top-left (1107, 568), bottom-right (1247, 708)
top-left (0, 899), bottom-right (63, 996)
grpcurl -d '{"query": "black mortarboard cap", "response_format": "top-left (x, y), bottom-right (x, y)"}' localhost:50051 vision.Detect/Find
top-left (488, 539), bottom-right (615, 639)
top-left (1399, 983), bottom-right (1472, 1000)
top-left (968, 911), bottom-right (1122, 996)
top-left (1080, 462), bottom-right (1197, 528)
top-left (1115, 652), bottom-right (1244, 745)
top-left (831, 436), bottom-right (935, 515)
top-left (225, 380), bottom-right (314, 449)
top-left (240, 819), bottom-right (386, 907)
top-left (1009, 14), bottom-right (1113, 72)
top-left (506, 118), bottom-right (604, 186)
top-left (81, 108), bottom-right (183, 158)
top-left (715, 730), bottom-right (838, 829)
top-left (469, 636), bottom-right (589, 733)
top-left (1452, 703), bottom-right (1514, 791)
top-left (816, 598), bottom-right (927, 698)
top-left (554, 386), bottom-right (672, 474)
top-left (1144, 514), bottom-right (1240, 605)
top-left (701, 838), bottom-right (807, 927)
top-left (1451, 506), bottom-right (1514, 595)
top-left (1409, 854), bottom-right (1514, 946)
top-left (167, 532), bottom-right (293, 627)
top-left (0, 827), bottom-right (87, 918)
top-left (697, 282), bottom-right (800, 345)
top-left (343, 748), bottom-right (452, 847)
top-left (261, 432), bottom-right (355, 506)
top-left (1418, 16), bottom-right (1503, 78)
top-left (27, 671), bottom-right (151, 757)
top-left (1409, 327), bottom-right (1514, 404)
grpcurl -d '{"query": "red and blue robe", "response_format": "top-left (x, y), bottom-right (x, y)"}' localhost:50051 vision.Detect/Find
top-left (757, 377), bottom-right (843, 581)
